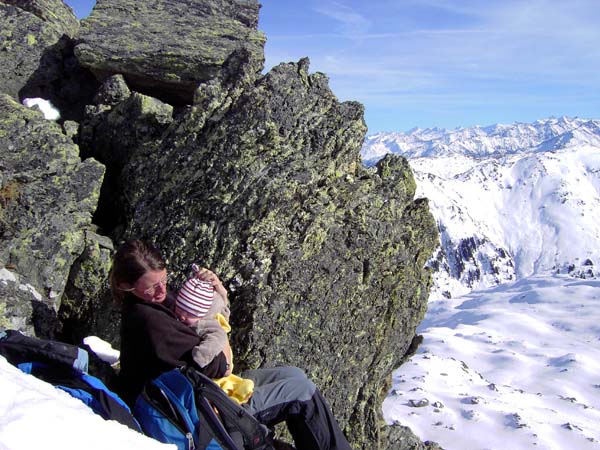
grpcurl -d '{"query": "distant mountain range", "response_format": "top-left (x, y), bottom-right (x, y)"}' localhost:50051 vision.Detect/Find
top-left (362, 117), bottom-right (600, 299)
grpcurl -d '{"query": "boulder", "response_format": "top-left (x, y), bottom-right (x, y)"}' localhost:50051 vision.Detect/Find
top-left (92, 73), bottom-right (131, 107)
top-left (58, 231), bottom-right (119, 346)
top-left (79, 79), bottom-right (173, 166)
top-left (0, 0), bottom-right (99, 121)
top-left (0, 0), bottom-right (77, 99)
top-left (75, 0), bottom-right (266, 105)
top-left (0, 93), bottom-right (105, 337)
top-left (387, 425), bottom-right (444, 450)
top-left (2, 0), bottom-right (79, 34)
top-left (111, 59), bottom-right (438, 448)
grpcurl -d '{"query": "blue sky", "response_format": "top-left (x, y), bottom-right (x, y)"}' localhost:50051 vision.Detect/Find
top-left (65, 0), bottom-right (600, 134)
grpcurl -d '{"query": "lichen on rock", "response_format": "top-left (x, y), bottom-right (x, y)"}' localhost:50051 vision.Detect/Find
top-left (0, 0), bottom-right (99, 122)
top-left (75, 0), bottom-right (266, 105)
top-left (0, 1), bottom-right (441, 448)
top-left (2, 0), bottom-right (79, 36)
top-left (78, 79), bottom-right (174, 234)
top-left (59, 231), bottom-right (118, 346)
top-left (114, 58), bottom-right (438, 448)
top-left (0, 93), bottom-right (105, 337)
top-left (0, 0), bottom-right (77, 100)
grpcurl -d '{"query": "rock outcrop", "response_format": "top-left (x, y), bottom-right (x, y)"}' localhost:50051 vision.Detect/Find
top-left (75, 0), bottom-right (266, 105)
top-left (0, 0), bottom-right (98, 121)
top-left (2, 0), bottom-right (79, 34)
top-left (0, 0), bottom-right (440, 448)
top-left (0, 0), bottom-right (76, 98)
top-left (79, 75), bottom-right (174, 235)
top-left (59, 231), bottom-right (119, 346)
top-left (87, 56), bottom-right (438, 447)
top-left (0, 93), bottom-right (104, 337)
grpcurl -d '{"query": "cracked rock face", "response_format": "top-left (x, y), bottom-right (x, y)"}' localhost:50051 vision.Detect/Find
top-left (0, 0), bottom-right (79, 101)
top-left (0, 0), bottom-right (99, 121)
top-left (105, 58), bottom-right (438, 447)
top-left (0, 94), bottom-right (104, 337)
top-left (2, 0), bottom-right (79, 34)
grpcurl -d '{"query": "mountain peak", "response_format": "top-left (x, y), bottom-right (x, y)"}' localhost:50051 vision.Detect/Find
top-left (363, 116), bottom-right (600, 300)
top-left (362, 116), bottom-right (600, 162)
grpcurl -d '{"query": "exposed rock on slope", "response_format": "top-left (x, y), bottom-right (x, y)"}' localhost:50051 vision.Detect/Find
top-left (100, 57), bottom-right (438, 447)
top-left (2, 0), bottom-right (79, 34)
top-left (0, 0), bottom-right (77, 99)
top-left (0, 0), bottom-right (98, 121)
top-left (79, 75), bottom-right (174, 235)
top-left (0, 0), bottom-right (440, 448)
top-left (75, 0), bottom-right (266, 105)
top-left (0, 94), bottom-right (104, 336)
top-left (59, 231), bottom-right (119, 347)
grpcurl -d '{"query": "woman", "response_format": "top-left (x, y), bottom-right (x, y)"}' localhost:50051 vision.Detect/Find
top-left (110, 239), bottom-right (351, 450)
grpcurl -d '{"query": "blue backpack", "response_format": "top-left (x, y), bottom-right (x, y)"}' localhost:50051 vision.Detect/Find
top-left (0, 330), bottom-right (140, 431)
top-left (134, 366), bottom-right (273, 450)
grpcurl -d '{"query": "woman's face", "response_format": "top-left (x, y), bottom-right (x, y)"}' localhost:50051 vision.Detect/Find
top-left (130, 269), bottom-right (168, 303)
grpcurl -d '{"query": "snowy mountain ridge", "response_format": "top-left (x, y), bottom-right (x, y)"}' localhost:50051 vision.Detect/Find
top-left (361, 117), bottom-right (600, 299)
top-left (363, 116), bottom-right (600, 162)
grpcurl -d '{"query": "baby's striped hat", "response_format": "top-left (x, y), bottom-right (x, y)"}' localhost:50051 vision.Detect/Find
top-left (176, 278), bottom-right (214, 318)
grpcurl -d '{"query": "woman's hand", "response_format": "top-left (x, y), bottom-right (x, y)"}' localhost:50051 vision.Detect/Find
top-left (195, 267), bottom-right (228, 301)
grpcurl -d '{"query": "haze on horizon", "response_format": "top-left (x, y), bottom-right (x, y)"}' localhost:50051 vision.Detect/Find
top-left (65, 0), bottom-right (600, 134)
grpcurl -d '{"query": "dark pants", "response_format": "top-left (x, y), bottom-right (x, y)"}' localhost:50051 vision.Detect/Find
top-left (241, 367), bottom-right (351, 450)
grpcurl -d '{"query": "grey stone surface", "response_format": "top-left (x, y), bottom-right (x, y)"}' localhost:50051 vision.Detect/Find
top-left (59, 230), bottom-right (118, 345)
top-left (2, 0), bottom-right (79, 34)
top-left (75, 0), bottom-right (266, 105)
top-left (0, 93), bottom-right (104, 337)
top-left (0, 1), bottom-right (99, 121)
top-left (109, 58), bottom-right (438, 448)
top-left (79, 88), bottom-right (173, 235)
top-left (0, 0), bottom-right (76, 100)
top-left (92, 74), bottom-right (131, 106)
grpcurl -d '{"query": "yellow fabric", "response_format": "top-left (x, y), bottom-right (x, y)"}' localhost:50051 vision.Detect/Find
top-left (213, 373), bottom-right (254, 404)
top-left (215, 313), bottom-right (231, 333)
top-left (212, 313), bottom-right (254, 404)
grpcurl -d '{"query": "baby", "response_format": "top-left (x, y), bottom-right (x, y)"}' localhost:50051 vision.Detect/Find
top-left (175, 269), bottom-right (253, 404)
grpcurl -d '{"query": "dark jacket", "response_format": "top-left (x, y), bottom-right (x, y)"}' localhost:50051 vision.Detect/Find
top-left (118, 292), bottom-right (227, 406)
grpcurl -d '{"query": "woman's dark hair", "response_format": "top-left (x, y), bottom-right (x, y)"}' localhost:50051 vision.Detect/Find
top-left (109, 239), bottom-right (166, 304)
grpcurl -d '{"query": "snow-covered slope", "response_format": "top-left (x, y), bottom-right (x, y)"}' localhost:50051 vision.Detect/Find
top-left (0, 355), bottom-right (172, 450)
top-left (362, 117), bottom-right (600, 299)
top-left (373, 119), bottom-right (600, 448)
top-left (383, 274), bottom-right (600, 450)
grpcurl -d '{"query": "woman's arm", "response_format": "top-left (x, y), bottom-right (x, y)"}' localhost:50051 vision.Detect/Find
top-left (197, 351), bottom-right (228, 378)
top-left (133, 301), bottom-right (228, 378)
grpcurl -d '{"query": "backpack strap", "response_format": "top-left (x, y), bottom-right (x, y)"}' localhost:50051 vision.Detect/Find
top-left (182, 366), bottom-right (273, 450)
top-left (195, 395), bottom-right (242, 450)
